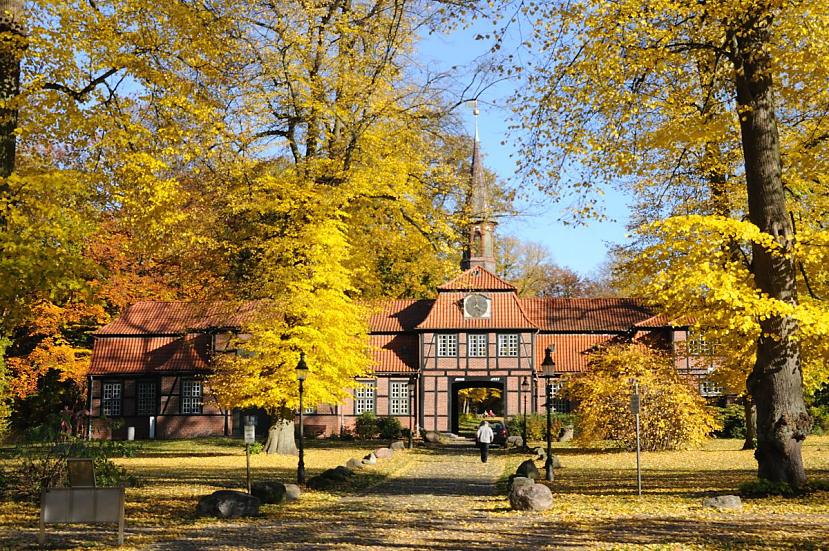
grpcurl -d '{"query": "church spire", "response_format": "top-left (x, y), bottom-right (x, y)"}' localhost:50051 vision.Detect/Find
top-left (462, 101), bottom-right (497, 273)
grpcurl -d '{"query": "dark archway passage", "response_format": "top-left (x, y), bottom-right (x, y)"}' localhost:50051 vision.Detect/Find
top-left (450, 378), bottom-right (504, 435)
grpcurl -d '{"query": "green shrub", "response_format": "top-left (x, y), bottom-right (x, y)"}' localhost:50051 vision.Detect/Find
top-left (739, 478), bottom-right (798, 498)
top-left (355, 412), bottom-right (378, 439)
top-left (247, 441), bottom-right (264, 455)
top-left (7, 438), bottom-right (138, 503)
top-left (713, 404), bottom-right (747, 439)
top-left (377, 416), bottom-right (402, 439)
top-left (808, 405), bottom-right (829, 435)
top-left (507, 413), bottom-right (573, 442)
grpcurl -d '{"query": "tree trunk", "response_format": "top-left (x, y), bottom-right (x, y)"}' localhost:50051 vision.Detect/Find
top-left (733, 14), bottom-right (810, 487)
top-left (742, 396), bottom-right (757, 450)
top-left (263, 417), bottom-right (298, 455)
top-left (0, 0), bottom-right (23, 180)
top-left (263, 406), bottom-right (299, 455)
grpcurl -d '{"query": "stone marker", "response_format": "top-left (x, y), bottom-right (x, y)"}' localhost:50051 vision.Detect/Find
top-left (516, 459), bottom-right (540, 480)
top-left (558, 426), bottom-right (574, 442)
top-left (250, 481), bottom-right (287, 504)
top-left (375, 447), bottom-right (394, 459)
top-left (508, 476), bottom-right (535, 494)
top-left (284, 484), bottom-right (302, 502)
top-left (703, 495), bottom-right (742, 511)
top-left (510, 483), bottom-right (553, 512)
top-left (197, 490), bottom-right (260, 518)
top-left (346, 457), bottom-right (364, 470)
top-left (424, 431), bottom-right (440, 443)
top-left (390, 441), bottom-right (405, 451)
top-left (362, 453), bottom-right (377, 465)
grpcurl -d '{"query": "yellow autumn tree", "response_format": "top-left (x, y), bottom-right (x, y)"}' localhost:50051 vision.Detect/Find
top-left (569, 344), bottom-right (720, 451)
top-left (507, 0), bottom-right (829, 487)
top-left (209, 167), bottom-right (373, 453)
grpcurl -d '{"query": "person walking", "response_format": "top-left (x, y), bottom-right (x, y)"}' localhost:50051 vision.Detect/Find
top-left (476, 420), bottom-right (494, 463)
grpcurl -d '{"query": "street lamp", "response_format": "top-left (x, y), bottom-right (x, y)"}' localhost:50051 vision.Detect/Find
top-left (521, 376), bottom-right (530, 451)
top-left (408, 378), bottom-right (416, 449)
top-left (295, 351), bottom-right (309, 485)
top-left (541, 345), bottom-right (556, 482)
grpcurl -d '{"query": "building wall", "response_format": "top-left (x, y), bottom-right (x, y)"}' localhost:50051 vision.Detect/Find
top-left (89, 375), bottom-right (227, 440)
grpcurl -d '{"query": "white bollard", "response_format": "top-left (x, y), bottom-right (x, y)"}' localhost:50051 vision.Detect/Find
top-left (127, 426), bottom-right (135, 441)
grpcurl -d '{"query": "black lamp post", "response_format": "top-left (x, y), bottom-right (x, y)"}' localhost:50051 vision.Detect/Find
top-left (295, 352), bottom-right (309, 485)
top-left (521, 376), bottom-right (530, 451)
top-left (408, 378), bottom-right (416, 449)
top-left (541, 345), bottom-right (556, 482)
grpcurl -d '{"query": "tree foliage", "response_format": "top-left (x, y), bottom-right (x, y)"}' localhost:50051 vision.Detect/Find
top-left (569, 344), bottom-right (720, 451)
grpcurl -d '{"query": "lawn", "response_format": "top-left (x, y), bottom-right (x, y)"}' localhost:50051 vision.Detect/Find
top-left (0, 438), bottom-right (414, 549)
top-left (1, 436), bottom-right (827, 549)
top-left (495, 436), bottom-right (829, 549)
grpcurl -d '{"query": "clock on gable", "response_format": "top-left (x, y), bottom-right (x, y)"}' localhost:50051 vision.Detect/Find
top-left (463, 293), bottom-right (491, 319)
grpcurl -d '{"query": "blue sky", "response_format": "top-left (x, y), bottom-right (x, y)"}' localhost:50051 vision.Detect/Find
top-left (416, 21), bottom-right (632, 277)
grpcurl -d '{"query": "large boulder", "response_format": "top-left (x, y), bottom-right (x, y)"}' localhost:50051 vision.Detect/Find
top-left (507, 435), bottom-right (523, 448)
top-left (703, 495), bottom-right (742, 511)
top-left (307, 476), bottom-right (338, 491)
top-left (510, 483), bottom-right (553, 512)
top-left (390, 441), bottom-right (406, 451)
top-left (375, 447), bottom-right (394, 459)
top-left (362, 453), bottom-right (377, 465)
top-left (331, 466), bottom-right (355, 478)
top-left (197, 490), bottom-right (260, 518)
top-left (319, 468), bottom-right (350, 483)
top-left (346, 457), bottom-right (365, 470)
top-left (423, 431), bottom-right (441, 443)
top-left (516, 459), bottom-right (540, 480)
top-left (558, 426), bottom-right (574, 442)
top-left (250, 481), bottom-right (287, 504)
top-left (507, 476), bottom-right (535, 494)
top-left (284, 484), bottom-right (302, 502)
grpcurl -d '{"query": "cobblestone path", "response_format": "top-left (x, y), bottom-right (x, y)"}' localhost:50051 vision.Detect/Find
top-left (148, 442), bottom-right (554, 551)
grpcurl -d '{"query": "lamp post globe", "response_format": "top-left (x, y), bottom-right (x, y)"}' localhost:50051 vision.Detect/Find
top-left (296, 352), bottom-right (308, 485)
top-left (541, 345), bottom-right (556, 482)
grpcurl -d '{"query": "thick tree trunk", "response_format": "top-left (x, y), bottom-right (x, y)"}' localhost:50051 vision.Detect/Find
top-left (263, 417), bottom-right (298, 455)
top-left (733, 14), bottom-right (810, 487)
top-left (0, 0), bottom-right (23, 179)
top-left (742, 396), bottom-right (757, 450)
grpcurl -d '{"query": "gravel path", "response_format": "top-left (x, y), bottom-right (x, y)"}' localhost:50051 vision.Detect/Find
top-left (147, 441), bottom-right (543, 551)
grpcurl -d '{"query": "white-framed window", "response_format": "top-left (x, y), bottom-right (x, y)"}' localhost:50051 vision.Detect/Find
top-left (303, 406), bottom-right (316, 414)
top-left (389, 380), bottom-right (410, 416)
top-left (181, 379), bottom-right (203, 415)
top-left (437, 334), bottom-right (458, 357)
top-left (102, 382), bottom-right (122, 417)
top-left (497, 334), bottom-right (519, 357)
top-left (688, 329), bottom-right (718, 356)
top-left (468, 334), bottom-right (487, 357)
top-left (354, 379), bottom-right (376, 415)
top-left (700, 380), bottom-right (724, 397)
top-left (136, 381), bottom-right (157, 416)
top-left (550, 378), bottom-right (571, 413)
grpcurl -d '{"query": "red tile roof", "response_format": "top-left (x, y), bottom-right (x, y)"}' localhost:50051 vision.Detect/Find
top-left (416, 292), bottom-right (537, 330)
top-left (368, 300), bottom-right (433, 333)
top-left (95, 301), bottom-right (260, 335)
top-left (89, 334), bottom-right (211, 375)
top-left (521, 298), bottom-right (653, 332)
top-left (372, 334), bottom-right (418, 374)
top-left (634, 313), bottom-right (688, 328)
top-left (535, 334), bottom-right (617, 373)
top-left (438, 267), bottom-right (516, 291)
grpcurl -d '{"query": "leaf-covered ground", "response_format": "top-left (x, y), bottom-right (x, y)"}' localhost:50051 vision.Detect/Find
top-left (2, 437), bottom-right (828, 549)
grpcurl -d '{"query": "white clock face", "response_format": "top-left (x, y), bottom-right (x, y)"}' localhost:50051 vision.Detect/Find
top-left (464, 293), bottom-right (490, 318)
